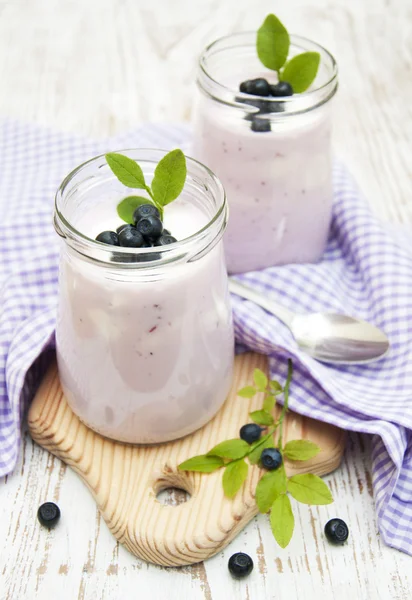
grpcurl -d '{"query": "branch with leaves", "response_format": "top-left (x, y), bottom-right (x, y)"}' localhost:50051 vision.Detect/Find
top-left (106, 149), bottom-right (187, 222)
top-left (178, 360), bottom-right (333, 548)
top-left (256, 14), bottom-right (320, 93)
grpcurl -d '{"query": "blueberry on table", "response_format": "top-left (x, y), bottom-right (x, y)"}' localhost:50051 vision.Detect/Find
top-left (251, 117), bottom-right (271, 133)
top-left (260, 448), bottom-right (282, 470)
top-left (37, 502), bottom-right (61, 528)
top-left (118, 226), bottom-right (145, 248)
top-left (133, 203), bottom-right (160, 223)
top-left (136, 215), bottom-right (163, 241)
top-left (154, 235), bottom-right (177, 246)
top-left (324, 518), bottom-right (349, 544)
top-left (228, 552), bottom-right (254, 578)
top-left (239, 423), bottom-right (262, 444)
top-left (270, 81), bottom-right (294, 97)
top-left (95, 231), bottom-right (119, 246)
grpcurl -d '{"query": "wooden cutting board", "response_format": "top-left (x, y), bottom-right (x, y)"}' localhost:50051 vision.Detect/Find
top-left (28, 352), bottom-right (345, 567)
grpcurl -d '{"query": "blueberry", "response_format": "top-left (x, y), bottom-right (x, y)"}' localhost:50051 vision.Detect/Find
top-left (261, 448), bottom-right (282, 470)
top-left (239, 80), bottom-right (251, 93)
top-left (133, 203), bottom-right (160, 223)
top-left (136, 215), bottom-right (163, 241)
top-left (270, 81), bottom-right (294, 97)
top-left (324, 518), bottom-right (349, 544)
top-left (116, 223), bottom-right (132, 234)
top-left (154, 235), bottom-right (177, 246)
top-left (228, 553), bottom-right (254, 579)
top-left (37, 502), bottom-right (61, 528)
top-left (118, 226), bottom-right (145, 248)
top-left (239, 423), bottom-right (262, 444)
top-left (95, 231), bottom-right (119, 246)
top-left (251, 117), bottom-right (271, 133)
top-left (241, 78), bottom-right (271, 97)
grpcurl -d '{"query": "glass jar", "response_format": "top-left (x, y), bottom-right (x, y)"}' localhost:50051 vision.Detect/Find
top-left (54, 150), bottom-right (234, 444)
top-left (192, 32), bottom-right (338, 274)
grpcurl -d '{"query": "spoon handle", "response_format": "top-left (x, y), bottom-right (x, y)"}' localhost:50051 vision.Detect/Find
top-left (228, 279), bottom-right (294, 329)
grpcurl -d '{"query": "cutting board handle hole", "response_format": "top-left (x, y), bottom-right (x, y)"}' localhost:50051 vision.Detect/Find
top-left (156, 487), bottom-right (192, 506)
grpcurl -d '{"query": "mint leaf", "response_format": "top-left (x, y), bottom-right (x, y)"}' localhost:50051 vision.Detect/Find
top-left (117, 196), bottom-right (153, 224)
top-left (178, 454), bottom-right (224, 473)
top-left (250, 410), bottom-right (274, 426)
top-left (253, 368), bottom-right (268, 391)
top-left (287, 473), bottom-right (333, 505)
top-left (270, 494), bottom-right (294, 548)
top-left (207, 439), bottom-right (250, 460)
top-left (238, 386), bottom-right (257, 399)
top-left (270, 380), bottom-right (283, 393)
top-left (281, 52), bottom-right (321, 93)
top-left (263, 393), bottom-right (276, 412)
top-left (222, 459), bottom-right (248, 498)
top-left (106, 153), bottom-right (147, 190)
top-left (255, 466), bottom-right (287, 513)
top-left (248, 433), bottom-right (274, 465)
top-left (283, 440), bottom-right (321, 462)
top-left (256, 14), bottom-right (290, 72)
top-left (151, 149), bottom-right (187, 207)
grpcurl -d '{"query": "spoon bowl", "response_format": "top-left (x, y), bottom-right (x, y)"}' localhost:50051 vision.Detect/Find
top-left (229, 279), bottom-right (390, 365)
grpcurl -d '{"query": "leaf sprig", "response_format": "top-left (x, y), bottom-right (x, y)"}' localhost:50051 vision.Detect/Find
top-left (256, 14), bottom-right (321, 93)
top-left (105, 149), bottom-right (187, 223)
top-left (178, 359), bottom-right (333, 548)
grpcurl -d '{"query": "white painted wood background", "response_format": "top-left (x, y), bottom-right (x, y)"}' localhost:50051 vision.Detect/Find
top-left (0, 0), bottom-right (411, 598)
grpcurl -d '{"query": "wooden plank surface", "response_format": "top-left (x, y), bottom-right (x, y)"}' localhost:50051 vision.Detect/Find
top-left (0, 0), bottom-right (411, 598)
top-left (27, 355), bottom-right (345, 567)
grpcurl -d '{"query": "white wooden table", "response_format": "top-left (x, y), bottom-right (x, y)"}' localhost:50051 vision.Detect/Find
top-left (1, 1), bottom-right (411, 598)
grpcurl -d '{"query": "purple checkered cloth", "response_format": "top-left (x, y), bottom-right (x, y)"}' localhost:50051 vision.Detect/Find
top-left (1, 118), bottom-right (412, 555)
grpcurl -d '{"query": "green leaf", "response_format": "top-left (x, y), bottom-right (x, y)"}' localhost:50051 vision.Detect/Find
top-left (280, 52), bottom-right (321, 93)
top-left (287, 474), bottom-right (333, 505)
top-left (248, 433), bottom-right (274, 465)
top-left (263, 393), bottom-right (276, 412)
top-left (207, 439), bottom-right (250, 460)
top-left (283, 440), bottom-right (321, 462)
top-left (250, 410), bottom-right (274, 426)
top-left (178, 455), bottom-right (224, 473)
top-left (270, 494), bottom-right (294, 548)
top-left (256, 14), bottom-right (290, 72)
top-left (238, 386), bottom-right (257, 399)
top-left (151, 149), bottom-right (187, 207)
top-left (270, 380), bottom-right (283, 394)
top-left (222, 459), bottom-right (249, 498)
top-left (106, 153), bottom-right (147, 189)
top-left (255, 466), bottom-right (287, 513)
top-left (253, 368), bottom-right (268, 392)
top-left (117, 195), bottom-right (154, 224)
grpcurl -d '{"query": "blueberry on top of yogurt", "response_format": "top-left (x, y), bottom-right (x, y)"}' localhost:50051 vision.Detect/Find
top-left (270, 81), bottom-right (294, 97)
top-left (136, 214), bottom-right (164, 241)
top-left (239, 78), bottom-right (271, 97)
top-left (96, 231), bottom-right (119, 246)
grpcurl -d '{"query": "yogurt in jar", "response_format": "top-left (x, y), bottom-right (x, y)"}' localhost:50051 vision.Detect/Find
top-left (54, 150), bottom-right (234, 444)
top-left (193, 33), bottom-right (338, 274)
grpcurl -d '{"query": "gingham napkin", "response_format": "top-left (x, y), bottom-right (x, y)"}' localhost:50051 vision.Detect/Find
top-left (1, 118), bottom-right (412, 555)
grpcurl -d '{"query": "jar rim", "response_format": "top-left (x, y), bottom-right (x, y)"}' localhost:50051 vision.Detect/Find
top-left (198, 32), bottom-right (338, 112)
top-left (54, 148), bottom-right (228, 268)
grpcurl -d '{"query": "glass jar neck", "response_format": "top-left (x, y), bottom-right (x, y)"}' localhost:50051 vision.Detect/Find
top-left (54, 149), bottom-right (228, 269)
top-left (197, 32), bottom-right (338, 116)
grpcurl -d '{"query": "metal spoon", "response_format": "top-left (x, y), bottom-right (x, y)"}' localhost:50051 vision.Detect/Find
top-left (229, 279), bottom-right (390, 365)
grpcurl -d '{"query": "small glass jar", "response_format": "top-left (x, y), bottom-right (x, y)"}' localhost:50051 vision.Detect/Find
top-left (54, 150), bottom-right (234, 444)
top-left (192, 32), bottom-right (338, 274)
